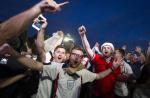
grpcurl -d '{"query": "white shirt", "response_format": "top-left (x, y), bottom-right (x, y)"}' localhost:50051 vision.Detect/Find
top-left (41, 65), bottom-right (96, 98)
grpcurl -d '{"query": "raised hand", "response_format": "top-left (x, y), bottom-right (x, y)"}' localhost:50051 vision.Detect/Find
top-left (57, 30), bottom-right (64, 36)
top-left (94, 42), bottom-right (100, 48)
top-left (39, 0), bottom-right (69, 13)
top-left (41, 20), bottom-right (48, 29)
top-left (34, 17), bottom-right (48, 30)
top-left (81, 57), bottom-right (89, 66)
top-left (78, 25), bottom-right (86, 36)
top-left (112, 58), bottom-right (124, 69)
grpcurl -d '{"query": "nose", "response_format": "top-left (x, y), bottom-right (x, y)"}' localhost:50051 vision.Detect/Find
top-left (58, 54), bottom-right (63, 57)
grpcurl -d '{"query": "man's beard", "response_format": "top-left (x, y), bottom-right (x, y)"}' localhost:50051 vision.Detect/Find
top-left (69, 59), bottom-right (80, 68)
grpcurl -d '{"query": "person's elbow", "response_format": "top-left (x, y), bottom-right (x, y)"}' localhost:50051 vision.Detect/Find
top-left (30, 62), bottom-right (43, 71)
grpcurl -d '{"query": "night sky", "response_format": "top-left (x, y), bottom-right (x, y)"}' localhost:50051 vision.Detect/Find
top-left (0, 0), bottom-right (150, 50)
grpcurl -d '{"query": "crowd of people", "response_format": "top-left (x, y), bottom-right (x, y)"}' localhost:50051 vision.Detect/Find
top-left (0, 0), bottom-right (150, 98)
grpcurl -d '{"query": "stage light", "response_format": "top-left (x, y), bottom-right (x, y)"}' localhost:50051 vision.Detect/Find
top-left (63, 33), bottom-right (74, 42)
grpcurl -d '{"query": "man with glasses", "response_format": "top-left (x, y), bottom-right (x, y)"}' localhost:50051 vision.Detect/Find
top-left (0, 41), bottom-right (124, 98)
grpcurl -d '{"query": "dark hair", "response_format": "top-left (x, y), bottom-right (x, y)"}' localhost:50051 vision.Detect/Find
top-left (71, 45), bottom-right (84, 53)
top-left (116, 48), bottom-right (125, 57)
top-left (50, 45), bottom-right (66, 61)
top-left (54, 45), bottom-right (66, 52)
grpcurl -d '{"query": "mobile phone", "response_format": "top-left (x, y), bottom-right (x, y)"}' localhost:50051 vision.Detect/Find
top-left (32, 14), bottom-right (46, 31)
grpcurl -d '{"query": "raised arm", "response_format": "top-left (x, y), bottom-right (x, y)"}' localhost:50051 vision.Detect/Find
top-left (78, 25), bottom-right (94, 58)
top-left (0, 0), bottom-right (69, 46)
top-left (35, 19), bottom-right (48, 62)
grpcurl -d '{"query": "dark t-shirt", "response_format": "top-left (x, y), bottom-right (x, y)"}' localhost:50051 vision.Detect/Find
top-left (0, 57), bottom-right (39, 98)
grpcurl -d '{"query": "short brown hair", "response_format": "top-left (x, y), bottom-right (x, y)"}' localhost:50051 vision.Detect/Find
top-left (71, 45), bottom-right (84, 53)
top-left (116, 48), bottom-right (125, 57)
top-left (54, 45), bottom-right (66, 52)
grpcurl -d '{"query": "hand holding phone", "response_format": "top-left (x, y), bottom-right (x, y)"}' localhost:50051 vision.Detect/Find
top-left (32, 14), bottom-right (47, 31)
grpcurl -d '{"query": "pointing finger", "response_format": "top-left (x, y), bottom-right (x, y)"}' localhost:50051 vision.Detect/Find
top-left (58, 1), bottom-right (69, 7)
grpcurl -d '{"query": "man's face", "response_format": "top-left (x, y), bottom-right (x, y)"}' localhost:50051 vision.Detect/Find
top-left (114, 50), bottom-right (123, 59)
top-left (53, 48), bottom-right (66, 63)
top-left (69, 49), bottom-right (83, 68)
top-left (102, 45), bottom-right (113, 57)
top-left (126, 53), bottom-right (132, 60)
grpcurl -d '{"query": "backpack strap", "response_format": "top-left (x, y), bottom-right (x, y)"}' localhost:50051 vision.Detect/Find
top-left (51, 73), bottom-right (59, 98)
top-left (81, 76), bottom-right (83, 91)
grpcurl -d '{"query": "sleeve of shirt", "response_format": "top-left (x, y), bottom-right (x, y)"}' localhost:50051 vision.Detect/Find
top-left (44, 52), bottom-right (52, 63)
top-left (91, 53), bottom-right (102, 63)
top-left (127, 66), bottom-right (133, 75)
top-left (76, 69), bottom-right (97, 84)
top-left (42, 65), bottom-right (60, 80)
top-left (125, 62), bottom-right (133, 74)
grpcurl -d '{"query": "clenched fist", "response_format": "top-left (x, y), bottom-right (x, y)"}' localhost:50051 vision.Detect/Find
top-left (78, 25), bottom-right (86, 36)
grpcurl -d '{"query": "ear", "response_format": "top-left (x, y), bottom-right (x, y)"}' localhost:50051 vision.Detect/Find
top-left (63, 54), bottom-right (67, 61)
